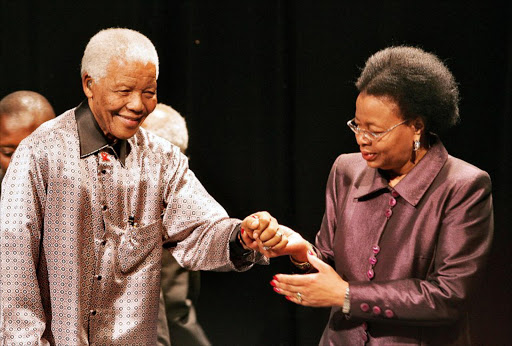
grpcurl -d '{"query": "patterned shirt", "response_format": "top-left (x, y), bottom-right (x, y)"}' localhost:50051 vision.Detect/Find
top-left (0, 102), bottom-right (261, 345)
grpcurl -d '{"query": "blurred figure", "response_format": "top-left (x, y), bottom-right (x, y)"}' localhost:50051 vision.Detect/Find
top-left (142, 103), bottom-right (189, 153)
top-left (0, 90), bottom-right (55, 197)
top-left (142, 103), bottom-right (210, 346)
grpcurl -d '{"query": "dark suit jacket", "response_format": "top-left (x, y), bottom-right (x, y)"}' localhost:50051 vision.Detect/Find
top-left (316, 137), bottom-right (493, 345)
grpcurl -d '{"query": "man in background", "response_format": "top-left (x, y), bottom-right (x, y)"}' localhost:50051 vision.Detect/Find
top-left (142, 103), bottom-right (210, 346)
top-left (0, 90), bottom-right (55, 197)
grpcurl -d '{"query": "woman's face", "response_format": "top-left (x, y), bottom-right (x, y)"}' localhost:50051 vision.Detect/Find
top-left (354, 92), bottom-right (421, 176)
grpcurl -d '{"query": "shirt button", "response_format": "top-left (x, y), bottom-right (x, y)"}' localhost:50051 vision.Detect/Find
top-left (385, 309), bottom-right (394, 318)
top-left (391, 190), bottom-right (399, 198)
top-left (372, 245), bottom-right (380, 254)
top-left (389, 197), bottom-right (397, 207)
top-left (385, 209), bottom-right (393, 218)
top-left (372, 306), bottom-right (382, 315)
top-left (360, 303), bottom-right (370, 312)
top-left (362, 332), bottom-right (368, 342)
top-left (90, 310), bottom-right (97, 316)
top-left (102, 205), bottom-right (108, 211)
top-left (362, 322), bottom-right (368, 330)
top-left (369, 256), bottom-right (377, 265)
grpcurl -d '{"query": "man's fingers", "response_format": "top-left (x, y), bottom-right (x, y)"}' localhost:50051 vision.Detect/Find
top-left (256, 213), bottom-right (271, 232)
top-left (259, 217), bottom-right (279, 242)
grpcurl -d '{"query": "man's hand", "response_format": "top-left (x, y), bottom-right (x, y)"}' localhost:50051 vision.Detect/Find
top-left (240, 211), bottom-right (287, 254)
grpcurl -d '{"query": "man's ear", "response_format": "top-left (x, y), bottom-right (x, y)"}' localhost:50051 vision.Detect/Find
top-left (82, 74), bottom-right (94, 98)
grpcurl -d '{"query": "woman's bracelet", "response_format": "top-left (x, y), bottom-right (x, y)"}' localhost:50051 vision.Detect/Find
top-left (342, 285), bottom-right (351, 314)
top-left (289, 255), bottom-right (312, 271)
top-left (289, 241), bottom-right (316, 271)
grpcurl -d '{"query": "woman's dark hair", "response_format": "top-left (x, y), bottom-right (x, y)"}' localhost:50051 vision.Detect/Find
top-left (355, 46), bottom-right (460, 134)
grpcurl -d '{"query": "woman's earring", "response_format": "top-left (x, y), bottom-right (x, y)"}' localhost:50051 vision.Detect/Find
top-left (413, 140), bottom-right (420, 152)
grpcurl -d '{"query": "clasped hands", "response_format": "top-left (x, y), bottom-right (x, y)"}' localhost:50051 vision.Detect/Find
top-left (240, 212), bottom-right (349, 308)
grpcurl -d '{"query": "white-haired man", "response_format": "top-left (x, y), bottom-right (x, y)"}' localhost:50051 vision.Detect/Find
top-left (0, 28), bottom-right (286, 345)
top-left (141, 104), bottom-right (210, 346)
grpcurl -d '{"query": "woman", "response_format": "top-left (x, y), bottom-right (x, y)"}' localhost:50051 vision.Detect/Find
top-left (247, 46), bottom-right (494, 345)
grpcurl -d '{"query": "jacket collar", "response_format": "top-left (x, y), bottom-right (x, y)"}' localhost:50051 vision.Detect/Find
top-left (354, 136), bottom-right (448, 206)
top-left (75, 101), bottom-right (130, 166)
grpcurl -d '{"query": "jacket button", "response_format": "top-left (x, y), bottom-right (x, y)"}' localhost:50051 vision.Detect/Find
top-left (367, 269), bottom-right (375, 280)
top-left (372, 306), bottom-right (382, 315)
top-left (360, 303), bottom-right (370, 312)
top-left (385, 309), bottom-right (394, 318)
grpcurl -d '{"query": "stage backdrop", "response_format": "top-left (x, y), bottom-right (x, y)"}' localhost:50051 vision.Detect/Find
top-left (1, 1), bottom-right (510, 345)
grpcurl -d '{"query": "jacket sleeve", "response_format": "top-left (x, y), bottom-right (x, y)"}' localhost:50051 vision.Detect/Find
top-left (348, 171), bottom-right (493, 325)
top-left (314, 156), bottom-right (340, 267)
top-left (0, 142), bottom-right (50, 344)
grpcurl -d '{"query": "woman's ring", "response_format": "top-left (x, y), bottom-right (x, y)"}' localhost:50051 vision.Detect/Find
top-left (276, 230), bottom-right (283, 238)
top-left (296, 292), bottom-right (302, 303)
top-left (263, 246), bottom-right (272, 251)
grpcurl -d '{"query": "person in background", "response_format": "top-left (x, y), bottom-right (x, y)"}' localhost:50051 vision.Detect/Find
top-left (0, 90), bottom-right (55, 198)
top-left (142, 103), bottom-right (210, 346)
top-left (0, 28), bottom-right (286, 345)
top-left (247, 46), bottom-right (494, 345)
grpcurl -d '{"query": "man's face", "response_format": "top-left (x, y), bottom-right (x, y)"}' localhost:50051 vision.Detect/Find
top-left (0, 114), bottom-right (39, 172)
top-left (85, 59), bottom-right (158, 141)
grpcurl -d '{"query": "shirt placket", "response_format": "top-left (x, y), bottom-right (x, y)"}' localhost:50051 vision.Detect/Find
top-left (88, 149), bottom-right (114, 337)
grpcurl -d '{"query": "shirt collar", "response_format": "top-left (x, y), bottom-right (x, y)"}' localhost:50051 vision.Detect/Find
top-left (354, 136), bottom-right (448, 206)
top-left (75, 101), bottom-right (130, 166)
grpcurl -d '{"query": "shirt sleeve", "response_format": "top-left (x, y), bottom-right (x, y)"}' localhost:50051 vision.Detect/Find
top-left (1, 142), bottom-right (50, 343)
top-left (161, 151), bottom-right (267, 272)
top-left (348, 171), bottom-right (493, 325)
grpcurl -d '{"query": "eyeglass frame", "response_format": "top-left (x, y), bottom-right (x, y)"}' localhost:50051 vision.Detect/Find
top-left (346, 118), bottom-right (408, 142)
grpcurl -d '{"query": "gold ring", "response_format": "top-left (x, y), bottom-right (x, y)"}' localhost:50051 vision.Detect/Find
top-left (296, 292), bottom-right (302, 303)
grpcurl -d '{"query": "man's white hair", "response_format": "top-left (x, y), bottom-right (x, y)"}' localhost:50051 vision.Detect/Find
top-left (142, 103), bottom-right (188, 153)
top-left (81, 28), bottom-right (159, 81)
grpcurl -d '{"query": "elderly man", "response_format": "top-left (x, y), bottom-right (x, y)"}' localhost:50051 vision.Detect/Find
top-left (142, 103), bottom-right (210, 346)
top-left (0, 91), bottom-right (55, 197)
top-left (0, 28), bottom-right (285, 345)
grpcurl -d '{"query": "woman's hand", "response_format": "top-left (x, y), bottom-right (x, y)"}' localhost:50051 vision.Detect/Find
top-left (240, 219), bottom-right (312, 259)
top-left (270, 251), bottom-right (349, 307)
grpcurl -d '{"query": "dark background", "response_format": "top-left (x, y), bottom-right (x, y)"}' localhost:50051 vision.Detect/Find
top-left (1, 1), bottom-right (510, 345)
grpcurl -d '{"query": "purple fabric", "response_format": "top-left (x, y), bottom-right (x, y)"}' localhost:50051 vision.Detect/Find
top-left (315, 138), bottom-right (493, 345)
